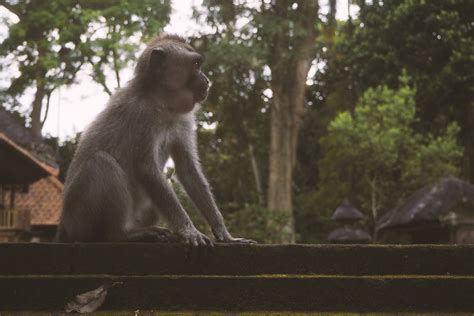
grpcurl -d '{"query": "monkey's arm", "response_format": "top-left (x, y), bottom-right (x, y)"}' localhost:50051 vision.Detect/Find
top-left (172, 140), bottom-right (254, 243)
top-left (138, 161), bottom-right (212, 247)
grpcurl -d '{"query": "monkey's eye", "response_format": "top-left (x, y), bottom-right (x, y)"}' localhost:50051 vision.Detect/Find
top-left (193, 57), bottom-right (203, 69)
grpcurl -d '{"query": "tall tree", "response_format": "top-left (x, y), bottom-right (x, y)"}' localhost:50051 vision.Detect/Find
top-left (261, 1), bottom-right (318, 243)
top-left (1, 0), bottom-right (87, 136)
top-left (0, 0), bottom-right (171, 137)
top-left (200, 0), bottom-right (320, 242)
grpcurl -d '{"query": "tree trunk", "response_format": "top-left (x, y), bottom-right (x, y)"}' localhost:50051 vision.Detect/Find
top-left (30, 43), bottom-right (48, 138)
top-left (249, 144), bottom-right (263, 205)
top-left (267, 87), bottom-right (298, 243)
top-left (368, 175), bottom-right (378, 242)
top-left (30, 79), bottom-right (46, 138)
top-left (267, 39), bottom-right (315, 243)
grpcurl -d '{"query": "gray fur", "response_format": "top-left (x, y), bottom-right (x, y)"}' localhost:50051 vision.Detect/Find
top-left (56, 34), bottom-right (254, 246)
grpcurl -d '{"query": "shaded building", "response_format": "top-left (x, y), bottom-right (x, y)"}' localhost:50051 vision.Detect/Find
top-left (15, 176), bottom-right (63, 241)
top-left (0, 107), bottom-right (57, 168)
top-left (377, 177), bottom-right (474, 244)
top-left (327, 199), bottom-right (371, 244)
top-left (327, 226), bottom-right (372, 244)
top-left (0, 108), bottom-right (62, 241)
top-left (331, 198), bottom-right (365, 223)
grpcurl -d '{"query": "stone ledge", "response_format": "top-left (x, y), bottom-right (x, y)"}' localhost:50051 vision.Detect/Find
top-left (1, 243), bottom-right (474, 312)
top-left (1, 275), bottom-right (474, 312)
top-left (1, 243), bottom-right (474, 276)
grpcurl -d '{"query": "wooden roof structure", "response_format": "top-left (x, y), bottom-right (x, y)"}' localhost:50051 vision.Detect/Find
top-left (0, 106), bottom-right (57, 169)
top-left (327, 226), bottom-right (372, 244)
top-left (377, 176), bottom-right (474, 231)
top-left (331, 198), bottom-right (365, 223)
top-left (0, 133), bottom-right (57, 185)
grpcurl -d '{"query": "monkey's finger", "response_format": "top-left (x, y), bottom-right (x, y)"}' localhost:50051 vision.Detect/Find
top-left (199, 233), bottom-right (213, 247)
top-left (204, 237), bottom-right (215, 257)
top-left (205, 235), bottom-right (214, 248)
top-left (231, 237), bottom-right (258, 244)
top-left (240, 238), bottom-right (258, 244)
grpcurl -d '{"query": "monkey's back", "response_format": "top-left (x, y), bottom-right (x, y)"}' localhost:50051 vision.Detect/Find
top-left (58, 90), bottom-right (152, 241)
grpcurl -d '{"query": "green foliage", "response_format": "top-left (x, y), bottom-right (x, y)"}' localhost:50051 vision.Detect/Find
top-left (173, 175), bottom-right (291, 244)
top-left (195, 1), bottom-right (321, 242)
top-left (0, 0), bottom-right (171, 129)
top-left (318, 0), bottom-right (474, 181)
top-left (170, 173), bottom-right (289, 244)
top-left (1, 1), bottom-right (88, 97)
top-left (190, 14), bottom-right (271, 209)
top-left (77, 0), bottom-right (171, 94)
top-left (309, 74), bottom-right (462, 238)
top-left (57, 133), bottom-right (81, 182)
top-left (295, 1), bottom-right (472, 242)
top-left (1, 0), bottom-right (470, 244)
top-left (42, 132), bottom-right (81, 182)
top-left (226, 204), bottom-right (291, 244)
top-left (402, 123), bottom-right (462, 187)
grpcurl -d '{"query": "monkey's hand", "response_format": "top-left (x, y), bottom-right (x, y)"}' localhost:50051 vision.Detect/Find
top-left (213, 229), bottom-right (257, 244)
top-left (178, 227), bottom-right (213, 247)
top-left (178, 227), bottom-right (214, 261)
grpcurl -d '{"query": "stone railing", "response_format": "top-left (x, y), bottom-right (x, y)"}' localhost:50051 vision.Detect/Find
top-left (0, 243), bottom-right (474, 313)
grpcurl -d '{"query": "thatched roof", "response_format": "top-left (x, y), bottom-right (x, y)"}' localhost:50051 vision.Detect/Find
top-left (377, 176), bottom-right (474, 231)
top-left (0, 133), bottom-right (56, 184)
top-left (327, 226), bottom-right (372, 244)
top-left (0, 107), bottom-right (57, 168)
top-left (331, 198), bottom-right (365, 222)
top-left (0, 107), bottom-right (42, 145)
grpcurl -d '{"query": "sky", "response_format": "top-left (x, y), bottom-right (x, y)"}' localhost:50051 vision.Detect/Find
top-left (0, 0), bottom-right (358, 140)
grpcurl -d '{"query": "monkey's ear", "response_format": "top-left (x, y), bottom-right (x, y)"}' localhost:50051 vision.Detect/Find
top-left (150, 48), bottom-right (166, 68)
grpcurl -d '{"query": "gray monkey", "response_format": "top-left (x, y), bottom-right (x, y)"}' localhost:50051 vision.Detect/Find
top-left (56, 34), bottom-right (255, 247)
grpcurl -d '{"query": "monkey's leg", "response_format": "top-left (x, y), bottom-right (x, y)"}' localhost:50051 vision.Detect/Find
top-left (137, 164), bottom-right (213, 248)
top-left (60, 151), bottom-right (177, 243)
top-left (172, 142), bottom-right (256, 244)
top-left (115, 226), bottom-right (178, 242)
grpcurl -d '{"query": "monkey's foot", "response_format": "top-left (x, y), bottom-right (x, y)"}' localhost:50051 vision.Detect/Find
top-left (123, 227), bottom-right (179, 243)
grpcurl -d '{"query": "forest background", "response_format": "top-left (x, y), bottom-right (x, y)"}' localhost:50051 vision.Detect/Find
top-left (0, 0), bottom-right (472, 243)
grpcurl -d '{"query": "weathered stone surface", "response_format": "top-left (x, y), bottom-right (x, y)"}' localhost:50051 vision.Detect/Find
top-left (1, 243), bottom-right (474, 276)
top-left (1, 243), bottom-right (474, 312)
top-left (1, 275), bottom-right (474, 312)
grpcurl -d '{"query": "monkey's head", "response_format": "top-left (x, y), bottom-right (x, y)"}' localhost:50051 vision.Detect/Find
top-left (135, 34), bottom-right (210, 113)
